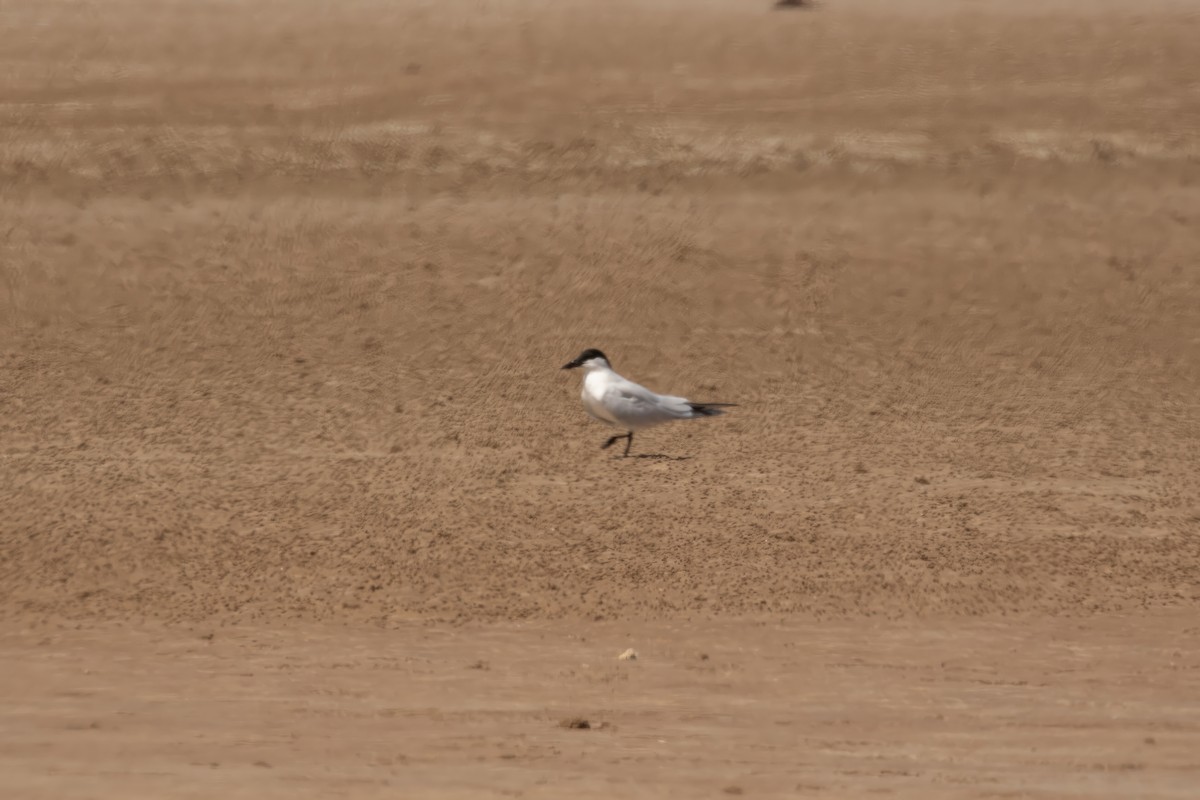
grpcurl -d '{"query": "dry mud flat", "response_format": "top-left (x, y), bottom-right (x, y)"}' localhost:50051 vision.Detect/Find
top-left (3, 0), bottom-right (1200, 797)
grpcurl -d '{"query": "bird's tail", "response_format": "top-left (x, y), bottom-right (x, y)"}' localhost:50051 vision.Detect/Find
top-left (687, 402), bottom-right (736, 417)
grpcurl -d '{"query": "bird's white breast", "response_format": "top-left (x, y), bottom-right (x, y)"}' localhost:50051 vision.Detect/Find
top-left (581, 370), bottom-right (619, 425)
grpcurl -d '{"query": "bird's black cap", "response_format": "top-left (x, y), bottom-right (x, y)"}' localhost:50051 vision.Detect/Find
top-left (561, 348), bottom-right (609, 370)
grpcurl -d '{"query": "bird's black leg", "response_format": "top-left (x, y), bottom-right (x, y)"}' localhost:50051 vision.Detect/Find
top-left (601, 431), bottom-right (634, 456)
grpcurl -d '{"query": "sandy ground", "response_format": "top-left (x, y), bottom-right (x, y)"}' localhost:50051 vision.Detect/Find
top-left (2, 0), bottom-right (1199, 796)
top-left (2, 615), bottom-right (1199, 799)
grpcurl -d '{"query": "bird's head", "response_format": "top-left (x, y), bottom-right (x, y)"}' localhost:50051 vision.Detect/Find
top-left (561, 348), bottom-right (611, 371)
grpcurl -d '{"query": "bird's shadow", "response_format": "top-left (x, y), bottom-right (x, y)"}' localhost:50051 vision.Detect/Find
top-left (626, 453), bottom-right (693, 462)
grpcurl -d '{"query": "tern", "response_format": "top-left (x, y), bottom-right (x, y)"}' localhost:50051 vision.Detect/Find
top-left (561, 348), bottom-right (735, 457)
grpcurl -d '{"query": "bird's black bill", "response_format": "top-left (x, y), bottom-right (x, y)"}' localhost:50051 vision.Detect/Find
top-left (561, 360), bottom-right (578, 370)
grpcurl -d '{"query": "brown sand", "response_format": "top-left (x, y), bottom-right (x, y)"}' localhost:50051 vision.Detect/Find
top-left (2, 0), bottom-right (1199, 796)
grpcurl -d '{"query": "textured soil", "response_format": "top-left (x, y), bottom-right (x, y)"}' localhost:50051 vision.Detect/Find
top-left (2, 0), bottom-right (1199, 797)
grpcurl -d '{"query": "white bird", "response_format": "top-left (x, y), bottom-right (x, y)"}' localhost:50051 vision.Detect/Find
top-left (561, 348), bottom-right (735, 457)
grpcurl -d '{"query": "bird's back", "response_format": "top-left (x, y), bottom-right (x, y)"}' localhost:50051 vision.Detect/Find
top-left (588, 370), bottom-right (695, 429)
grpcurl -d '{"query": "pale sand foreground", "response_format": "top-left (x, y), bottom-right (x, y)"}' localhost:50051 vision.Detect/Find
top-left (2, 614), bottom-right (1198, 799)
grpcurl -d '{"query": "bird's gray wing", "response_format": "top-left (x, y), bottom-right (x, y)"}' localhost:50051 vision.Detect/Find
top-left (602, 378), bottom-right (693, 427)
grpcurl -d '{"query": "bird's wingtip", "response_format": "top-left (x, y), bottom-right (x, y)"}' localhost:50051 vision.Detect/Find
top-left (687, 402), bottom-right (736, 417)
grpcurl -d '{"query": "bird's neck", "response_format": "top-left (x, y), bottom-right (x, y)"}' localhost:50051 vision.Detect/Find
top-left (582, 365), bottom-right (615, 389)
